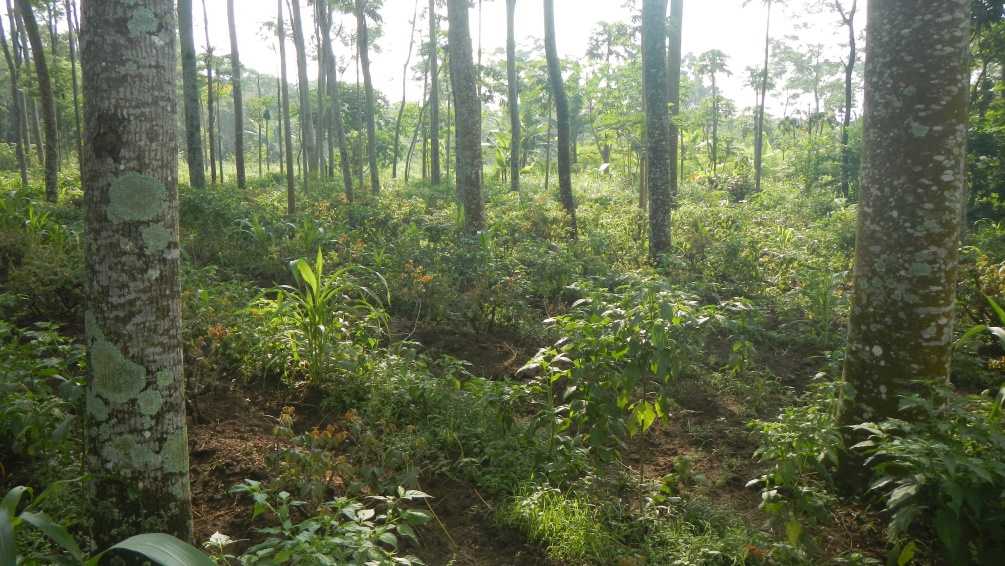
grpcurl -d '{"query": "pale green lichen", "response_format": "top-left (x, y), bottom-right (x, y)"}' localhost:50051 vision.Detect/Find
top-left (85, 310), bottom-right (104, 345)
top-left (127, 7), bottom-right (158, 35)
top-left (137, 390), bottom-right (164, 416)
top-left (107, 172), bottom-right (165, 223)
top-left (911, 262), bottom-right (933, 276)
top-left (102, 435), bottom-right (136, 467)
top-left (142, 224), bottom-right (172, 253)
top-left (162, 429), bottom-right (188, 473)
top-left (87, 393), bottom-right (109, 422)
top-left (911, 122), bottom-right (930, 138)
top-left (91, 341), bottom-right (146, 404)
top-left (155, 370), bottom-right (173, 386)
top-left (129, 443), bottom-right (156, 467)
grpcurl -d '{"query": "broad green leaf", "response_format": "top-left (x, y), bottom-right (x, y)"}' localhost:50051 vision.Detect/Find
top-left (933, 509), bottom-right (961, 551)
top-left (1, 486), bottom-right (28, 518)
top-left (887, 483), bottom-right (919, 510)
top-left (86, 533), bottom-right (216, 566)
top-left (897, 540), bottom-right (916, 566)
top-left (784, 519), bottom-right (802, 545)
top-left (20, 511), bottom-right (82, 560)
top-left (986, 294), bottom-right (1005, 326)
top-left (0, 508), bottom-right (15, 566)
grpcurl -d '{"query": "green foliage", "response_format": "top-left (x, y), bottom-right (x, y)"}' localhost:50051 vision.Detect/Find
top-left (229, 480), bottom-right (431, 566)
top-left (852, 384), bottom-right (1005, 565)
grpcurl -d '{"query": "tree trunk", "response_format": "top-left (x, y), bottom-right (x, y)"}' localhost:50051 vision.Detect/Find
top-left (355, 0), bottom-right (381, 195)
top-left (837, 0), bottom-right (857, 200)
top-left (392, 0), bottom-right (420, 180)
top-left (201, 0), bottom-right (216, 184)
top-left (80, 0), bottom-right (193, 546)
top-left (289, 0), bottom-right (316, 177)
top-left (227, 0), bottom-right (246, 188)
top-left (0, 18), bottom-right (26, 189)
top-left (16, 0), bottom-right (57, 201)
top-left (429, 0), bottom-right (441, 186)
top-left (179, 0), bottom-right (205, 188)
top-left (667, 0), bottom-right (682, 204)
top-left (753, 0), bottom-right (771, 194)
top-left (506, 0), bottom-right (519, 193)
top-left (643, 0), bottom-right (671, 261)
top-left (446, 0), bottom-right (484, 234)
top-left (543, 0), bottom-right (577, 238)
top-left (278, 0), bottom-right (296, 214)
top-left (65, 0), bottom-right (82, 170)
top-left (838, 0), bottom-right (969, 486)
top-left (320, 3), bottom-right (353, 201)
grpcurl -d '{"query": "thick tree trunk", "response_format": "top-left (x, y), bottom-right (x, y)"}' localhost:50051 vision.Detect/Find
top-left (355, 0), bottom-right (381, 195)
top-left (667, 0), bottom-right (682, 204)
top-left (227, 0), bottom-right (246, 188)
top-left (16, 0), bottom-right (57, 202)
top-left (506, 0), bottom-right (519, 193)
top-left (320, 4), bottom-right (353, 202)
top-left (446, 0), bottom-right (484, 234)
top-left (543, 0), bottom-right (577, 238)
top-left (838, 0), bottom-right (969, 485)
top-left (179, 0), bottom-right (205, 188)
top-left (80, 0), bottom-right (193, 546)
top-left (0, 18), bottom-right (26, 188)
top-left (643, 0), bottom-right (671, 261)
top-left (278, 0), bottom-right (296, 214)
top-left (289, 0), bottom-right (316, 177)
top-left (429, 0), bottom-right (441, 186)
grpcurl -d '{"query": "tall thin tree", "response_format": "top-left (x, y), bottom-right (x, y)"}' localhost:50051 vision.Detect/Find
top-left (320, 2), bottom-right (354, 201)
top-left (667, 0), bottom-right (682, 201)
top-left (355, 0), bottom-right (381, 194)
top-left (836, 0), bottom-right (857, 199)
top-left (279, 0), bottom-right (296, 214)
top-left (392, 0), bottom-right (420, 179)
top-left (0, 18), bottom-right (27, 188)
top-left (643, 0), bottom-right (671, 260)
top-left (543, 0), bottom-right (577, 237)
top-left (228, 0), bottom-right (246, 188)
top-left (505, 0), bottom-right (518, 193)
top-left (201, 0), bottom-right (216, 184)
top-left (179, 0), bottom-right (205, 188)
top-left (428, 0), bottom-right (440, 186)
top-left (15, 0), bottom-right (57, 201)
top-left (446, 0), bottom-right (485, 233)
top-left (80, 0), bottom-right (193, 545)
top-left (289, 0), bottom-right (317, 177)
top-left (65, 0), bottom-right (82, 169)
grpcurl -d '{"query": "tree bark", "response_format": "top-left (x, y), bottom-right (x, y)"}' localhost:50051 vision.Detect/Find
top-left (838, 0), bottom-right (969, 485)
top-left (837, 0), bottom-right (857, 199)
top-left (355, 0), bottom-right (381, 195)
top-left (179, 0), bottom-right (205, 188)
top-left (506, 0), bottom-right (519, 193)
top-left (446, 0), bottom-right (484, 234)
top-left (753, 0), bottom-right (771, 194)
top-left (429, 0), bottom-right (441, 186)
top-left (227, 0), bottom-right (246, 188)
top-left (65, 0), bottom-right (82, 170)
top-left (80, 0), bottom-right (193, 546)
top-left (289, 0), bottom-right (317, 177)
top-left (643, 0), bottom-right (671, 261)
top-left (667, 0), bottom-right (682, 204)
top-left (320, 3), bottom-right (353, 201)
top-left (16, 0), bottom-right (57, 201)
top-left (201, 0), bottom-right (216, 184)
top-left (0, 17), bottom-right (26, 189)
top-left (279, 0), bottom-right (296, 214)
top-left (543, 0), bottom-right (577, 238)
top-left (392, 0), bottom-right (420, 180)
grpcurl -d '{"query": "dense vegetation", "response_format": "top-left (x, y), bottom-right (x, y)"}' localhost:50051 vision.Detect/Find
top-left (1, 1), bottom-right (1005, 565)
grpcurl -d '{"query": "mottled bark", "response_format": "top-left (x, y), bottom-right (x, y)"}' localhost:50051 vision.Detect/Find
top-left (429, 0), bottom-right (441, 186)
top-left (278, 0), bottom-right (296, 214)
top-left (0, 18), bottom-right (27, 188)
top-left (227, 0), bottom-right (246, 188)
top-left (837, 0), bottom-right (857, 199)
top-left (80, 0), bottom-right (193, 546)
top-left (320, 3), bottom-right (353, 201)
top-left (643, 0), bottom-right (671, 261)
top-left (667, 0), bottom-right (682, 203)
top-left (839, 0), bottom-right (969, 481)
top-left (355, 0), bottom-right (381, 194)
top-left (506, 0), bottom-right (518, 193)
top-left (16, 0), bottom-right (57, 201)
top-left (179, 0), bottom-right (205, 188)
top-left (544, 0), bottom-right (577, 238)
top-left (289, 0), bottom-right (317, 176)
top-left (446, 0), bottom-right (485, 234)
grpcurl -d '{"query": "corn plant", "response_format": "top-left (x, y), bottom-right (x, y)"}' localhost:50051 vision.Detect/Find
top-left (252, 249), bottom-right (388, 386)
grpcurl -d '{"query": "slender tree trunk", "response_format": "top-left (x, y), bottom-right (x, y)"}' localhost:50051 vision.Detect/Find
top-left (65, 0), bottom-right (82, 169)
top-left (276, 73), bottom-right (283, 176)
top-left (429, 0), bottom-right (441, 186)
top-left (543, 0), bottom-right (577, 238)
top-left (0, 18), bottom-right (26, 188)
top-left (289, 0), bottom-right (316, 177)
top-left (278, 0), bottom-right (296, 214)
top-left (179, 0), bottom-right (205, 188)
top-left (405, 67), bottom-right (429, 183)
top-left (506, 0), bottom-right (519, 193)
top-left (16, 0), bottom-right (57, 201)
top-left (320, 4), bottom-right (353, 201)
top-left (201, 0), bottom-right (216, 184)
top-left (753, 0), bottom-right (771, 194)
top-left (446, 0), bottom-right (484, 234)
top-left (80, 0), bottom-right (193, 546)
top-left (227, 0), bottom-right (246, 188)
top-left (355, 0), bottom-right (381, 195)
top-left (257, 74), bottom-right (263, 177)
top-left (392, 0), bottom-right (420, 179)
top-left (837, 0), bottom-right (857, 199)
top-left (314, 6), bottom-right (326, 178)
top-left (544, 92), bottom-right (552, 194)
top-left (838, 0), bottom-right (969, 487)
top-left (643, 0), bottom-right (671, 261)
top-left (711, 73), bottom-right (718, 178)
top-left (14, 8), bottom-right (42, 165)
top-left (667, 0), bottom-right (682, 204)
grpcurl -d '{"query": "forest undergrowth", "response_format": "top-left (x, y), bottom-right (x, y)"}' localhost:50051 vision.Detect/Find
top-left (2, 169), bottom-right (1004, 565)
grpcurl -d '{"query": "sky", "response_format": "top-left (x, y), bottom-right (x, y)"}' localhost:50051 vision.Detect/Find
top-left (198, 0), bottom-right (867, 112)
